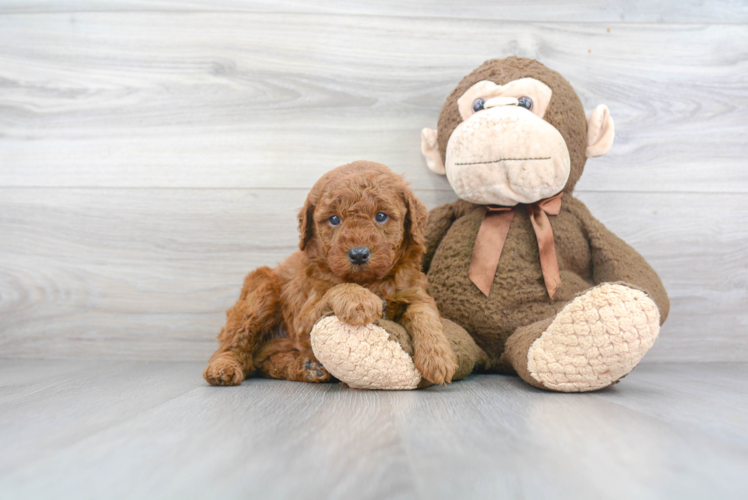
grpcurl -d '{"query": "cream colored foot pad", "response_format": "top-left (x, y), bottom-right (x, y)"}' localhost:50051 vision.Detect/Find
top-left (527, 283), bottom-right (660, 392)
top-left (311, 316), bottom-right (421, 390)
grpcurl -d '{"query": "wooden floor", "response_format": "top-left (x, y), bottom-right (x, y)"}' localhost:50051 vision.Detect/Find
top-left (1, 360), bottom-right (746, 499)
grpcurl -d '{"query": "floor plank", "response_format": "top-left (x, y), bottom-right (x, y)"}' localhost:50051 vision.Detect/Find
top-left (593, 363), bottom-right (748, 446)
top-left (0, 14), bottom-right (746, 193)
top-left (1, 0), bottom-right (746, 24)
top-left (394, 374), bottom-right (748, 499)
top-left (1, 360), bottom-right (746, 499)
top-left (0, 360), bottom-right (202, 472)
top-left (1, 189), bottom-right (745, 362)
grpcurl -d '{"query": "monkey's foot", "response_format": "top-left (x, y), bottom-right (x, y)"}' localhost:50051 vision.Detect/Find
top-left (527, 283), bottom-right (660, 392)
top-left (310, 316), bottom-right (421, 390)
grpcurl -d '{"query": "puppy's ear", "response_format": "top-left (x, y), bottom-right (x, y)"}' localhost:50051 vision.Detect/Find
top-left (298, 190), bottom-right (317, 251)
top-left (400, 184), bottom-right (428, 250)
top-left (299, 169), bottom-right (339, 250)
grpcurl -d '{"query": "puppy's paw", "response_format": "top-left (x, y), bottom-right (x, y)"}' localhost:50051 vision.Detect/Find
top-left (203, 356), bottom-right (244, 386)
top-left (414, 335), bottom-right (459, 386)
top-left (331, 285), bottom-right (383, 326)
top-left (301, 359), bottom-right (332, 383)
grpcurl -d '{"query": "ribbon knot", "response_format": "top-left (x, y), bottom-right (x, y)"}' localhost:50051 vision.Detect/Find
top-left (468, 192), bottom-right (563, 299)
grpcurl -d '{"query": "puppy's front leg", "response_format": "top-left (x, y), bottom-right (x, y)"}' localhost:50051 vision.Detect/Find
top-left (402, 294), bottom-right (458, 385)
top-left (320, 283), bottom-right (383, 326)
top-left (204, 266), bottom-right (281, 386)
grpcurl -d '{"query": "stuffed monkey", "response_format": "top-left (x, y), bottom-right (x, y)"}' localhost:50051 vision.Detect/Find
top-left (418, 57), bottom-right (669, 392)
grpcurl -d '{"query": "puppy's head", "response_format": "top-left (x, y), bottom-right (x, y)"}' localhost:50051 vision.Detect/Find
top-left (298, 161), bottom-right (427, 283)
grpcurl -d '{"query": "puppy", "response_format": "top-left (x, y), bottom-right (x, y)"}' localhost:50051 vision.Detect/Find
top-left (203, 161), bottom-right (458, 386)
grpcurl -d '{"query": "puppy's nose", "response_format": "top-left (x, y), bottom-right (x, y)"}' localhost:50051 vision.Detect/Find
top-left (347, 246), bottom-right (371, 265)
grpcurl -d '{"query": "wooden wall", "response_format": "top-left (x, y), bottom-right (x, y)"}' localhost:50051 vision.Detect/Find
top-left (1, 1), bottom-right (746, 362)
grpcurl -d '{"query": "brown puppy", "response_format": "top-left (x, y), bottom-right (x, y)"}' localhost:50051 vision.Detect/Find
top-left (204, 161), bottom-right (458, 386)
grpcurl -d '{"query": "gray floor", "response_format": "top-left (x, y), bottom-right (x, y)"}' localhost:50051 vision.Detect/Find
top-left (1, 360), bottom-right (747, 499)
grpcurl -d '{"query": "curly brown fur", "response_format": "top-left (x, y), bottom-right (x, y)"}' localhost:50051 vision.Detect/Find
top-left (204, 161), bottom-right (458, 386)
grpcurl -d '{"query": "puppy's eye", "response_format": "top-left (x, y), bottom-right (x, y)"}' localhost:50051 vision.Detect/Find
top-left (472, 98), bottom-right (485, 113)
top-left (375, 212), bottom-right (388, 223)
top-left (329, 215), bottom-right (341, 226)
top-left (518, 96), bottom-right (533, 110)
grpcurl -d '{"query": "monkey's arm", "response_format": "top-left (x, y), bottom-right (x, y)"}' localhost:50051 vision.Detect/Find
top-left (422, 201), bottom-right (462, 273)
top-left (569, 198), bottom-right (670, 323)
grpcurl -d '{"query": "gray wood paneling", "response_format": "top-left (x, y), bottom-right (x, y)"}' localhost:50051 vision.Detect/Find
top-left (1, 188), bottom-right (745, 361)
top-left (1, 360), bottom-right (747, 499)
top-left (0, 3), bottom-right (746, 363)
top-left (0, 14), bottom-right (746, 193)
top-left (0, 187), bottom-right (455, 360)
top-left (1, 0), bottom-right (747, 24)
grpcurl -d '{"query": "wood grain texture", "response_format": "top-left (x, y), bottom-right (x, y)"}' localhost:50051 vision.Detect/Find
top-left (0, 14), bottom-right (746, 193)
top-left (0, 5), bottom-right (746, 363)
top-left (0, 187), bottom-right (456, 360)
top-left (1, 188), bottom-right (745, 362)
top-left (1, 360), bottom-right (747, 499)
top-left (1, 0), bottom-right (747, 24)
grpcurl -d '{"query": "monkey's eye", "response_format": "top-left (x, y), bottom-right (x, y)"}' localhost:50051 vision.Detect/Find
top-left (518, 96), bottom-right (533, 110)
top-left (375, 212), bottom-right (388, 223)
top-left (472, 98), bottom-right (485, 113)
top-left (329, 215), bottom-right (341, 226)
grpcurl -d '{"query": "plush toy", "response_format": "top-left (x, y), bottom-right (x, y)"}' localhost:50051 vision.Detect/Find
top-left (417, 57), bottom-right (669, 392)
top-left (311, 316), bottom-right (484, 389)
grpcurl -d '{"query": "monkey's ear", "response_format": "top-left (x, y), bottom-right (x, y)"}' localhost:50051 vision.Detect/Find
top-left (421, 128), bottom-right (446, 175)
top-left (586, 105), bottom-right (615, 158)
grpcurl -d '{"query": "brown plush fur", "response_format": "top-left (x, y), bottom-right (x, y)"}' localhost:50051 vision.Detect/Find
top-left (423, 197), bottom-right (670, 367)
top-left (423, 58), bottom-right (670, 384)
top-left (204, 161), bottom-right (458, 386)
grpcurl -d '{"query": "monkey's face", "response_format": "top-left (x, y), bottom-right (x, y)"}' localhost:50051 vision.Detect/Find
top-left (421, 58), bottom-right (615, 201)
top-left (445, 78), bottom-right (570, 206)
